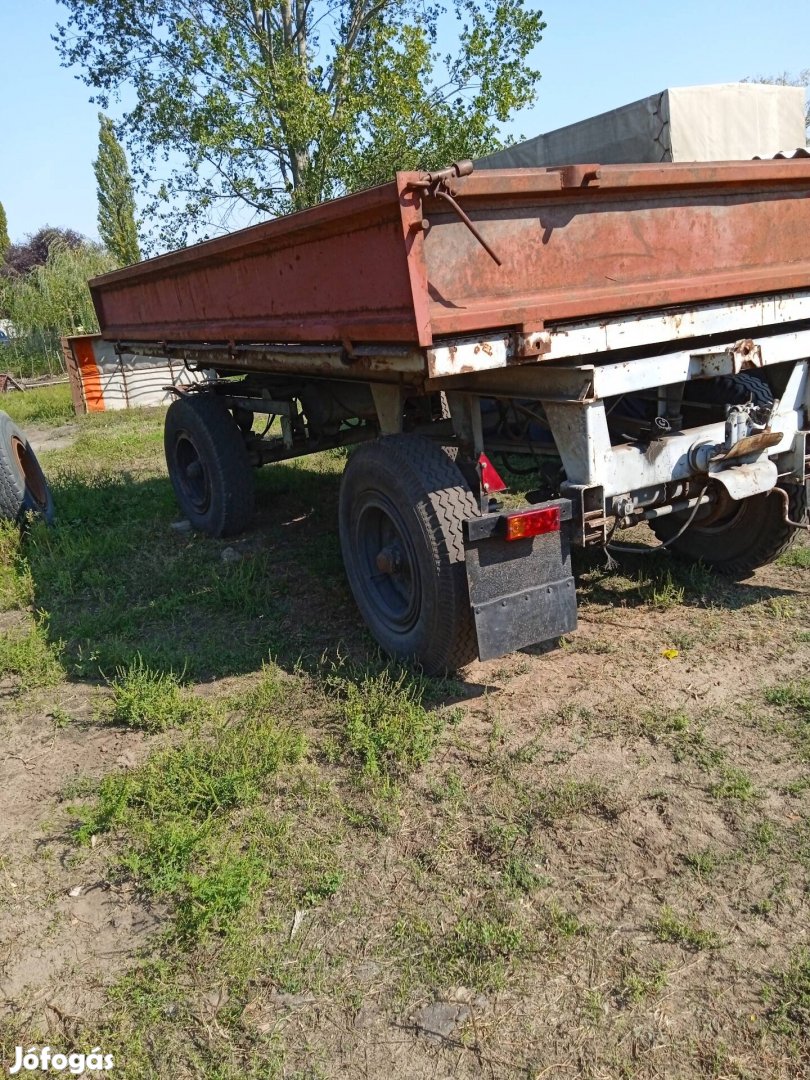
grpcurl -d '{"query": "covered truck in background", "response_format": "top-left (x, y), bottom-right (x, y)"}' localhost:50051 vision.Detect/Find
top-left (476, 82), bottom-right (807, 169)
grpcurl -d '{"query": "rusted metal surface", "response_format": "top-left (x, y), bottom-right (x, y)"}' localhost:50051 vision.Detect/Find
top-left (90, 159), bottom-right (810, 367)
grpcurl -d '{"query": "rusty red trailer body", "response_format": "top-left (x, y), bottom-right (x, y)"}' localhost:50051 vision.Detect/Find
top-left (80, 158), bottom-right (810, 671)
top-left (90, 159), bottom-right (810, 356)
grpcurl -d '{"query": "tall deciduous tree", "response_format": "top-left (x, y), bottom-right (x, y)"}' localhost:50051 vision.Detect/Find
top-left (55, 0), bottom-right (544, 250)
top-left (0, 202), bottom-right (9, 262)
top-left (94, 113), bottom-right (141, 264)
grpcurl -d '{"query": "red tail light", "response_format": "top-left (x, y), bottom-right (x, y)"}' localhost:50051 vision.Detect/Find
top-left (504, 505), bottom-right (561, 541)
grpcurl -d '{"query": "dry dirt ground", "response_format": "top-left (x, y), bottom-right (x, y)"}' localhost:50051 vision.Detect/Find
top-left (1, 395), bottom-right (808, 1079)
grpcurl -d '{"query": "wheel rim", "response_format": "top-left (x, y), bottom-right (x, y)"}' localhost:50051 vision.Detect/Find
top-left (10, 436), bottom-right (48, 508)
top-left (175, 432), bottom-right (211, 515)
top-left (354, 495), bottom-right (421, 636)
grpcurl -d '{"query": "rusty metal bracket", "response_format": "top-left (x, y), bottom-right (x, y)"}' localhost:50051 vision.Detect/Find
top-left (513, 328), bottom-right (552, 358)
top-left (407, 161), bottom-right (503, 267)
top-left (548, 164), bottom-right (602, 189)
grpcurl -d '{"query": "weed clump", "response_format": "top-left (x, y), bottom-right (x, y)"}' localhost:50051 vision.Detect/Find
top-left (74, 715), bottom-right (307, 941)
top-left (0, 621), bottom-right (64, 688)
top-left (763, 947), bottom-right (810, 1036)
top-left (341, 669), bottom-right (443, 781)
top-left (107, 656), bottom-right (203, 732)
top-left (654, 906), bottom-right (720, 951)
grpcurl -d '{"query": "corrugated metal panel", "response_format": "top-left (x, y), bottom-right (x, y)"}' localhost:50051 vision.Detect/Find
top-left (63, 335), bottom-right (210, 413)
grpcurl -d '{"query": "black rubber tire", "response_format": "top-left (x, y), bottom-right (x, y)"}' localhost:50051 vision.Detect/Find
top-left (683, 371), bottom-right (773, 408)
top-left (0, 411), bottom-right (55, 525)
top-left (651, 373), bottom-right (798, 577)
top-left (339, 434), bottom-right (479, 673)
top-left (650, 483), bottom-right (806, 579)
top-left (164, 395), bottom-right (255, 537)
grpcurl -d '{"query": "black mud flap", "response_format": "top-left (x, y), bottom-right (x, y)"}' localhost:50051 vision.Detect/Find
top-left (463, 498), bottom-right (577, 662)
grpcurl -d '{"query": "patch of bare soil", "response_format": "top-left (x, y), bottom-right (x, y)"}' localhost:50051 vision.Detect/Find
top-left (24, 424), bottom-right (80, 456)
top-left (0, 686), bottom-right (163, 1037)
top-left (2, 547), bottom-right (809, 1078)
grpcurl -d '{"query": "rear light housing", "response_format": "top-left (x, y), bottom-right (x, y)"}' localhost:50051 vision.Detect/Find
top-left (504, 505), bottom-right (561, 541)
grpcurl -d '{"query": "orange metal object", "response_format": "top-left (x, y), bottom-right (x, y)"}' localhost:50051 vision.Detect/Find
top-left (71, 335), bottom-right (106, 412)
top-left (89, 159), bottom-right (810, 355)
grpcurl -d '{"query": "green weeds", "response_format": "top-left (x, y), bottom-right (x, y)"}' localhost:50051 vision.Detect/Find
top-left (107, 656), bottom-right (206, 732)
top-left (75, 711), bottom-right (306, 940)
top-left (763, 948), bottom-right (810, 1036)
top-left (709, 766), bottom-right (757, 802)
top-left (654, 906), bottom-right (720, 951)
top-left (1, 383), bottom-right (75, 425)
top-left (340, 669), bottom-right (444, 781)
top-left (0, 621), bottom-right (64, 688)
top-left (618, 961), bottom-right (668, 1006)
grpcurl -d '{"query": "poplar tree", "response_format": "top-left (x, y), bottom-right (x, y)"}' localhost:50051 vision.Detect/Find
top-left (0, 202), bottom-right (9, 262)
top-left (93, 113), bottom-right (141, 264)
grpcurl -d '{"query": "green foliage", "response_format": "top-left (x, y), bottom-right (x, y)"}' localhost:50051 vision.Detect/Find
top-left (0, 383), bottom-right (74, 426)
top-left (94, 113), bottom-right (141, 265)
top-left (0, 240), bottom-right (115, 377)
top-left (340, 669), bottom-right (444, 780)
top-left (766, 680), bottom-right (810, 715)
top-left (708, 766), bottom-right (757, 801)
top-left (654, 906), bottom-right (720, 951)
top-left (398, 907), bottom-right (529, 990)
top-left (764, 948), bottom-right (810, 1036)
top-left (618, 962), bottom-right (668, 1006)
top-left (75, 712), bottom-right (306, 940)
top-left (107, 656), bottom-right (204, 732)
top-left (0, 621), bottom-right (65, 689)
top-left (55, 0), bottom-right (545, 249)
top-left (0, 201), bottom-right (9, 262)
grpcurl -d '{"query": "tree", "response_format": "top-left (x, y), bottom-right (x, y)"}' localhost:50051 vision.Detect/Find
top-left (0, 202), bottom-right (9, 263)
top-left (1, 227), bottom-right (85, 278)
top-left (55, 0), bottom-right (545, 250)
top-left (94, 113), bottom-right (141, 265)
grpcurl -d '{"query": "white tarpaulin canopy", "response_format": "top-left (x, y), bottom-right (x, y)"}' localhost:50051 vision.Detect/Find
top-left (476, 83), bottom-right (807, 168)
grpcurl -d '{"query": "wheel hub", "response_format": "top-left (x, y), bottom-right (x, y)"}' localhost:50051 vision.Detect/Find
top-left (175, 433), bottom-right (211, 514)
top-left (375, 542), bottom-right (404, 575)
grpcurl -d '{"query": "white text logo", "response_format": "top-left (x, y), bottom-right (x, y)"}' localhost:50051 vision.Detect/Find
top-left (8, 1047), bottom-right (114, 1075)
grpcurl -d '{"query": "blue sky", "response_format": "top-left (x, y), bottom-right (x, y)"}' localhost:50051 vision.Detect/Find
top-left (1, 0), bottom-right (808, 244)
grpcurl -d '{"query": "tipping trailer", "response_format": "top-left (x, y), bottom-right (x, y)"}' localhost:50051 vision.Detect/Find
top-left (81, 158), bottom-right (810, 672)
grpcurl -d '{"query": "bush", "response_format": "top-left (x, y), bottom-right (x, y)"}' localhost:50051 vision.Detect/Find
top-left (0, 241), bottom-right (116, 378)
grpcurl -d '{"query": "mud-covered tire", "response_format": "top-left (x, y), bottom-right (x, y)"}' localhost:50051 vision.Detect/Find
top-left (339, 434), bottom-right (479, 673)
top-left (0, 411), bottom-right (55, 525)
top-left (164, 394), bottom-right (255, 537)
top-left (650, 483), bottom-right (806, 579)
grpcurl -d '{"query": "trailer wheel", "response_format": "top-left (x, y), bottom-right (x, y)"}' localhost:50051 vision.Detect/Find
top-left (683, 371), bottom-right (773, 408)
top-left (164, 395), bottom-right (255, 537)
top-left (650, 482), bottom-right (806, 579)
top-left (0, 412), bottom-right (55, 526)
top-left (339, 434), bottom-right (479, 673)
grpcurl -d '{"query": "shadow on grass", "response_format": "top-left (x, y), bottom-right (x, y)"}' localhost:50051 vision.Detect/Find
top-left (22, 456), bottom-right (799, 687)
top-left (25, 460), bottom-right (365, 683)
top-left (572, 544), bottom-right (798, 611)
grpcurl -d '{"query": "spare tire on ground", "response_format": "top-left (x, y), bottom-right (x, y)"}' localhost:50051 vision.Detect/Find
top-left (0, 411), bottom-right (55, 525)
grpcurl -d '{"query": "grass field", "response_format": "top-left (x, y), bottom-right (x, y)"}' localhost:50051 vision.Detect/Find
top-left (0, 385), bottom-right (809, 1078)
